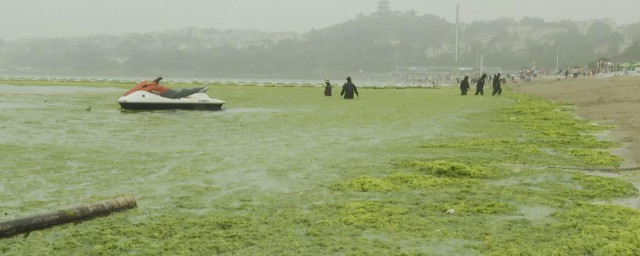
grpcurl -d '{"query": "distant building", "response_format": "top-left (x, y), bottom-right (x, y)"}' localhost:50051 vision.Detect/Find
top-left (374, 0), bottom-right (392, 16)
top-left (589, 57), bottom-right (614, 74)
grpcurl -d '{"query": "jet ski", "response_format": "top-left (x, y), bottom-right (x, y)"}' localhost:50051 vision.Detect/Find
top-left (117, 77), bottom-right (225, 111)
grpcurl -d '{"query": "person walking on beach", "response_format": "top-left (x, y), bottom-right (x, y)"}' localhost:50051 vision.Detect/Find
top-left (324, 79), bottom-right (332, 96)
top-left (492, 73), bottom-right (502, 96)
top-left (460, 76), bottom-right (470, 95)
top-left (341, 76), bottom-right (359, 99)
top-left (474, 73), bottom-right (487, 95)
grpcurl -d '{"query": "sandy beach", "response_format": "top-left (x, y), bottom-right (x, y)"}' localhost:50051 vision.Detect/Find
top-left (511, 76), bottom-right (640, 167)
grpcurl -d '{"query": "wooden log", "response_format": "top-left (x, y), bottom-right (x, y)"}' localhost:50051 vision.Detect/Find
top-left (0, 196), bottom-right (136, 238)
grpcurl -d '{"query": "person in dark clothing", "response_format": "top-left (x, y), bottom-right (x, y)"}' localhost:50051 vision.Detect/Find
top-left (459, 76), bottom-right (470, 95)
top-left (492, 73), bottom-right (502, 96)
top-left (341, 76), bottom-right (358, 99)
top-left (324, 79), bottom-right (332, 96)
top-left (474, 73), bottom-right (487, 95)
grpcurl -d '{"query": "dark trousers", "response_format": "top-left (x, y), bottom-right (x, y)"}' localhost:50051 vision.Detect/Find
top-left (492, 86), bottom-right (502, 95)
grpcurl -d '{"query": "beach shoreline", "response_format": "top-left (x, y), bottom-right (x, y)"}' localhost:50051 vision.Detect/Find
top-left (511, 76), bottom-right (640, 167)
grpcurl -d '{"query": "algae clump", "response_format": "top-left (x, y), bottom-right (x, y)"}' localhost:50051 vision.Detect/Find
top-left (400, 160), bottom-right (497, 178)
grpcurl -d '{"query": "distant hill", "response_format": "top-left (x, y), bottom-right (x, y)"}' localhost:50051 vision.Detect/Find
top-left (1, 12), bottom-right (640, 78)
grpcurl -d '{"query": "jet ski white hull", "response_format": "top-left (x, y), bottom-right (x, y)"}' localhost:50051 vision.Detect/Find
top-left (117, 91), bottom-right (225, 111)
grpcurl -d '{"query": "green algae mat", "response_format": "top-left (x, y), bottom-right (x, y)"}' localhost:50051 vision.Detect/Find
top-left (0, 82), bottom-right (638, 255)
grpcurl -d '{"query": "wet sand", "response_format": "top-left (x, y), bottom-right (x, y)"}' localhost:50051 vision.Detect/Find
top-left (511, 76), bottom-right (640, 167)
top-left (512, 76), bottom-right (640, 209)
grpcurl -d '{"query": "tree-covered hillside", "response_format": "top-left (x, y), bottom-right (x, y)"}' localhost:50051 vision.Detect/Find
top-left (1, 10), bottom-right (640, 78)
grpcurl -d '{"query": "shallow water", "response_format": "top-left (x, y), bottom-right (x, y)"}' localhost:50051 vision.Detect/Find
top-left (3, 83), bottom-right (640, 255)
top-left (0, 84), bottom-right (465, 217)
top-left (0, 84), bottom-right (122, 94)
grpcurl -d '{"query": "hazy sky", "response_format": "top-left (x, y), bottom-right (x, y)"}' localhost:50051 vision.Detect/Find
top-left (2, 0), bottom-right (639, 40)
